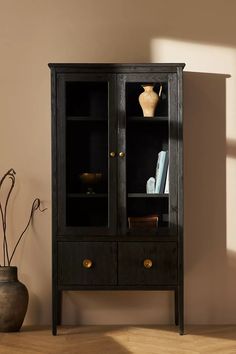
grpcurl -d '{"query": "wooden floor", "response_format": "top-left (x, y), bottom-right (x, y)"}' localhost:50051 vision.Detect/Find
top-left (0, 326), bottom-right (235, 354)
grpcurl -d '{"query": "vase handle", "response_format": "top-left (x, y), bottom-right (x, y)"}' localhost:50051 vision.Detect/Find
top-left (158, 84), bottom-right (163, 97)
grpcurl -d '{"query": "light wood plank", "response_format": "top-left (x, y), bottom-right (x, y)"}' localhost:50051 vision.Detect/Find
top-left (0, 326), bottom-right (235, 354)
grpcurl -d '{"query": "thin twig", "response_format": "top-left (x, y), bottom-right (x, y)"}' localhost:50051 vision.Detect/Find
top-left (0, 169), bottom-right (45, 267)
top-left (0, 169), bottom-right (16, 266)
top-left (0, 205), bottom-right (5, 266)
top-left (9, 198), bottom-right (46, 264)
top-left (3, 174), bottom-right (15, 266)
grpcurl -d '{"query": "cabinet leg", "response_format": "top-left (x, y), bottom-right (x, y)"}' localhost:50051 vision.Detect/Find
top-left (52, 286), bottom-right (58, 335)
top-left (57, 290), bottom-right (62, 325)
top-left (178, 285), bottom-right (184, 335)
top-left (174, 290), bottom-right (179, 326)
top-left (52, 308), bottom-right (57, 335)
top-left (52, 323), bottom-right (57, 336)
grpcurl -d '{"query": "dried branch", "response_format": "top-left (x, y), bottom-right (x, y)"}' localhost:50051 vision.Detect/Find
top-left (0, 169), bottom-right (16, 266)
top-left (0, 169), bottom-right (46, 266)
top-left (9, 198), bottom-right (46, 265)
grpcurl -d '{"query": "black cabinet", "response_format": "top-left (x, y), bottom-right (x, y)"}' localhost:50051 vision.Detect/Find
top-left (49, 63), bottom-right (185, 335)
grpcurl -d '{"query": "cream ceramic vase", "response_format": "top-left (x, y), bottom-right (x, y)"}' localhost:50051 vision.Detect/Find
top-left (139, 84), bottom-right (162, 117)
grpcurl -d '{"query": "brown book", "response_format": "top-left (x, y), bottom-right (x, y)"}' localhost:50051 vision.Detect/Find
top-left (128, 215), bottom-right (158, 230)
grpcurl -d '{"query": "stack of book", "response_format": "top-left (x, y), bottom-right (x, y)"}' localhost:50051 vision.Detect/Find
top-left (155, 150), bottom-right (169, 194)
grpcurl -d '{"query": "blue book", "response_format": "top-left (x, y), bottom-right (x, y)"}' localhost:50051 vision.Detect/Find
top-left (155, 151), bottom-right (168, 193)
top-left (160, 152), bottom-right (169, 193)
top-left (164, 165), bottom-right (169, 194)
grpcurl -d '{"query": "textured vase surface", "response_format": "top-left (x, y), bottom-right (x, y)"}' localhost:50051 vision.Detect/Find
top-left (0, 266), bottom-right (28, 332)
top-left (139, 84), bottom-right (159, 117)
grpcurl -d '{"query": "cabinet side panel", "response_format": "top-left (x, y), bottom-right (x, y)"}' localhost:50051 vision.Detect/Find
top-left (177, 67), bottom-right (184, 285)
top-left (177, 66), bottom-right (184, 334)
top-left (51, 67), bottom-right (58, 333)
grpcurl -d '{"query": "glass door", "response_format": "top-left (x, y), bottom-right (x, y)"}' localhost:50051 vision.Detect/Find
top-left (57, 73), bottom-right (117, 235)
top-left (117, 73), bottom-right (178, 235)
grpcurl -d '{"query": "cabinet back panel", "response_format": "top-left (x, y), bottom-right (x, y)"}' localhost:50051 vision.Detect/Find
top-left (66, 197), bottom-right (108, 227)
top-left (66, 82), bottom-right (108, 117)
top-left (126, 82), bottom-right (168, 117)
top-left (127, 197), bottom-right (169, 228)
top-left (66, 121), bottom-right (108, 193)
top-left (127, 122), bottom-right (168, 193)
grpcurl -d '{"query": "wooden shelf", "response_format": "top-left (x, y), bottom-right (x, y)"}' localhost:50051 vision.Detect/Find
top-left (67, 116), bottom-right (107, 122)
top-left (128, 116), bottom-right (168, 122)
top-left (128, 193), bottom-right (169, 198)
top-left (67, 193), bottom-right (108, 198)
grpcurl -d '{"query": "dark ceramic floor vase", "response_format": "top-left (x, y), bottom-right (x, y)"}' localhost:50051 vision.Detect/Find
top-left (0, 266), bottom-right (28, 332)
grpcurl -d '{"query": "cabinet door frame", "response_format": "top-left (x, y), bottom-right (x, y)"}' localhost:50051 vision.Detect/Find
top-left (117, 72), bottom-right (178, 235)
top-left (56, 73), bottom-right (117, 235)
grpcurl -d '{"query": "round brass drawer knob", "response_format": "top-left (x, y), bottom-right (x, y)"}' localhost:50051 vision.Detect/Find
top-left (83, 259), bottom-right (93, 269)
top-left (119, 151), bottom-right (125, 158)
top-left (110, 152), bottom-right (116, 158)
top-left (143, 259), bottom-right (153, 269)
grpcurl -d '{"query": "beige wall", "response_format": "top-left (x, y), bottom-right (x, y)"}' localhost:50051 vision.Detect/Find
top-left (0, 0), bottom-right (236, 325)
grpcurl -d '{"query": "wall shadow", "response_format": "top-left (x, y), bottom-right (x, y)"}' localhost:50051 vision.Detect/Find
top-left (60, 71), bottom-right (232, 336)
top-left (184, 71), bottom-right (236, 331)
top-left (226, 139), bottom-right (236, 158)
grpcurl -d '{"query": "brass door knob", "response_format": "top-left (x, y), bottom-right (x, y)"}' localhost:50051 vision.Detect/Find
top-left (119, 151), bottom-right (125, 158)
top-left (110, 152), bottom-right (116, 158)
top-left (82, 259), bottom-right (93, 269)
top-left (143, 259), bottom-right (153, 269)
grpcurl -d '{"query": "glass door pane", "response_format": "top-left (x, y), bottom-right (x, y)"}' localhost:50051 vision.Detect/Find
top-left (117, 73), bottom-right (177, 235)
top-left (57, 74), bottom-right (117, 235)
top-left (66, 118), bottom-right (108, 227)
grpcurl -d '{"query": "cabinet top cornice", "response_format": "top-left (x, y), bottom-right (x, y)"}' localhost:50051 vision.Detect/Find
top-left (48, 63), bottom-right (185, 73)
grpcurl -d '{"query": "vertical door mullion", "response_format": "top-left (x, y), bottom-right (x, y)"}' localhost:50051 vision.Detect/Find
top-left (117, 74), bottom-right (127, 235)
top-left (169, 73), bottom-right (178, 232)
top-left (108, 75), bottom-right (117, 234)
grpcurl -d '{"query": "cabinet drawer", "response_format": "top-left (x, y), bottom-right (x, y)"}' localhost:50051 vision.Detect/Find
top-left (118, 242), bottom-right (177, 285)
top-left (58, 242), bottom-right (117, 285)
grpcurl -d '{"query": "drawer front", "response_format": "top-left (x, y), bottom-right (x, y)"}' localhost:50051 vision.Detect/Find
top-left (58, 242), bottom-right (117, 285)
top-left (118, 242), bottom-right (177, 285)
